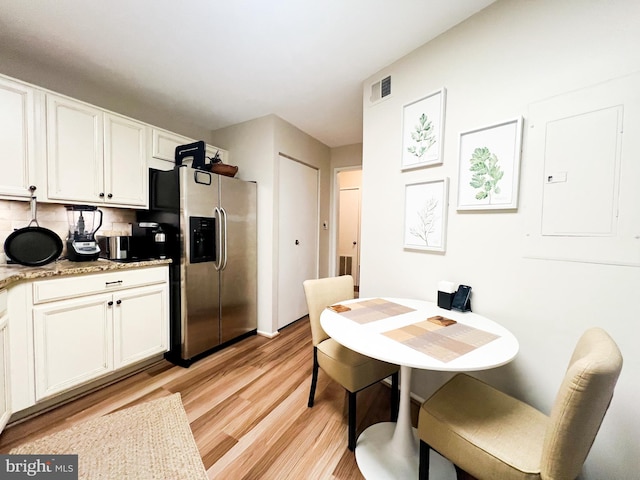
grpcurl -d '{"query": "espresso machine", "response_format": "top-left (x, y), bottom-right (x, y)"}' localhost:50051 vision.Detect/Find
top-left (130, 221), bottom-right (172, 260)
top-left (65, 205), bottom-right (103, 261)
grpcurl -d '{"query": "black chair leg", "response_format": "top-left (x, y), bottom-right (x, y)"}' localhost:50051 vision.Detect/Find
top-left (308, 347), bottom-right (319, 408)
top-left (419, 440), bottom-right (430, 480)
top-left (390, 371), bottom-right (399, 422)
top-left (454, 465), bottom-right (478, 480)
top-left (348, 391), bottom-right (357, 451)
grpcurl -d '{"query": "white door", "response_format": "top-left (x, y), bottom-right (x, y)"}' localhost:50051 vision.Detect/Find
top-left (277, 155), bottom-right (319, 329)
top-left (338, 188), bottom-right (361, 286)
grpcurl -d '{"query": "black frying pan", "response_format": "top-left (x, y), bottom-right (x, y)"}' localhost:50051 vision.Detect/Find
top-left (4, 194), bottom-right (63, 266)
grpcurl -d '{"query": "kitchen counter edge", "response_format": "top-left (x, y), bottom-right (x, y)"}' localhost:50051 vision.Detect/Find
top-left (0, 259), bottom-right (172, 290)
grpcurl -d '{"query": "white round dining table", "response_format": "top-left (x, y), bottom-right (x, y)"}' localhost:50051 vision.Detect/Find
top-left (320, 297), bottom-right (519, 480)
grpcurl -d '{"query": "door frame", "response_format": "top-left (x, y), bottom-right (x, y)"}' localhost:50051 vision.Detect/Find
top-left (329, 166), bottom-right (362, 278)
top-left (338, 187), bottom-right (361, 286)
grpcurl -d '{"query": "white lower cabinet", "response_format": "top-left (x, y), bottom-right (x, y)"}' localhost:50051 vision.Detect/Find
top-left (33, 293), bottom-right (113, 401)
top-left (113, 284), bottom-right (167, 369)
top-left (29, 267), bottom-right (168, 403)
top-left (0, 289), bottom-right (11, 434)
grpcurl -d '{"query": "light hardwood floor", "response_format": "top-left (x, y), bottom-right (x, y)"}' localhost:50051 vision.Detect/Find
top-left (0, 317), bottom-right (416, 479)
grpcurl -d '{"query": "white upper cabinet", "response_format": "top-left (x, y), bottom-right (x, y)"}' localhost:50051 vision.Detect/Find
top-left (46, 94), bottom-right (104, 203)
top-left (104, 113), bottom-right (148, 206)
top-left (46, 94), bottom-right (148, 207)
top-left (2, 73), bottom-right (228, 208)
top-left (151, 127), bottom-right (228, 169)
top-left (0, 76), bottom-right (41, 199)
top-left (151, 128), bottom-right (192, 164)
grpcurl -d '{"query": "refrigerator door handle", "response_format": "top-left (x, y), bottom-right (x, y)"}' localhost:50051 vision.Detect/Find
top-left (214, 206), bottom-right (223, 271)
top-left (221, 207), bottom-right (229, 271)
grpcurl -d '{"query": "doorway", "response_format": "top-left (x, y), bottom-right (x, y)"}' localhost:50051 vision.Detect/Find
top-left (336, 169), bottom-right (362, 287)
top-left (277, 155), bottom-right (319, 329)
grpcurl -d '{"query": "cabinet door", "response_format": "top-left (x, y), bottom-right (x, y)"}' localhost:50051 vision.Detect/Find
top-left (46, 94), bottom-right (104, 203)
top-left (0, 77), bottom-right (37, 199)
top-left (113, 284), bottom-right (168, 369)
top-left (151, 128), bottom-right (193, 163)
top-left (33, 293), bottom-right (113, 401)
top-left (104, 113), bottom-right (148, 207)
top-left (0, 315), bottom-right (10, 434)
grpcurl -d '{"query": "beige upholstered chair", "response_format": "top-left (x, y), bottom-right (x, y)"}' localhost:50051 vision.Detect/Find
top-left (303, 275), bottom-right (400, 451)
top-left (417, 327), bottom-right (623, 480)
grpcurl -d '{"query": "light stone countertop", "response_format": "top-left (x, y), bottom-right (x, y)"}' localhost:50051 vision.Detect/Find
top-left (0, 258), bottom-right (172, 290)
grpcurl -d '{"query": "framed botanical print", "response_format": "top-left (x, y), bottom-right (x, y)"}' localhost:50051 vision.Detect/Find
top-left (403, 178), bottom-right (449, 252)
top-left (401, 88), bottom-right (446, 170)
top-left (457, 117), bottom-right (523, 210)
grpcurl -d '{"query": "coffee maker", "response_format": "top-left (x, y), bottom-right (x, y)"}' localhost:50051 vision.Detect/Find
top-left (65, 205), bottom-right (103, 261)
top-left (130, 221), bottom-right (170, 260)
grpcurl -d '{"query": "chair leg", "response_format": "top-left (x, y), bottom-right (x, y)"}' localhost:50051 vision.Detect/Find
top-left (419, 440), bottom-right (430, 480)
top-left (390, 371), bottom-right (399, 422)
top-left (454, 465), bottom-right (478, 480)
top-left (308, 347), bottom-right (319, 408)
top-left (348, 391), bottom-right (357, 451)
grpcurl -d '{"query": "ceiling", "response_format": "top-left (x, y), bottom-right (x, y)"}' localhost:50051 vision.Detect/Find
top-left (0, 0), bottom-right (495, 147)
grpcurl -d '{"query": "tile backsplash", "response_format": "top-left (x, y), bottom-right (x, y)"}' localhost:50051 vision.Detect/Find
top-left (0, 199), bottom-right (136, 263)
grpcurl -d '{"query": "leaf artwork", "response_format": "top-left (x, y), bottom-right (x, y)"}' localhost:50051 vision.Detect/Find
top-left (409, 197), bottom-right (439, 245)
top-left (407, 113), bottom-right (436, 159)
top-left (469, 147), bottom-right (504, 201)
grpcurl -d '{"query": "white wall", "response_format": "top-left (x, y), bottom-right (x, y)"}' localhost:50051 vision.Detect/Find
top-left (361, 1), bottom-right (640, 478)
top-left (331, 143), bottom-right (362, 170)
top-left (211, 115), bottom-right (331, 336)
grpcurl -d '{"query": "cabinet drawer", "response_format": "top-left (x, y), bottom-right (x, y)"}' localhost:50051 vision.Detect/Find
top-left (33, 267), bottom-right (167, 304)
top-left (0, 290), bottom-right (6, 316)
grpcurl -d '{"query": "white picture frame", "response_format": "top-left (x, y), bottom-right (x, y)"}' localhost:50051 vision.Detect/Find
top-left (403, 178), bottom-right (449, 252)
top-left (457, 117), bottom-right (523, 210)
top-left (401, 88), bottom-right (446, 171)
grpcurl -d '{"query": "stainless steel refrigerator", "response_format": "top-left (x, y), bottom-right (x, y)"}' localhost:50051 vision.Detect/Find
top-left (141, 165), bottom-right (257, 366)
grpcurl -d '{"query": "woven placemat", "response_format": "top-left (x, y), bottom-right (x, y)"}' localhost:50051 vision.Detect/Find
top-left (11, 393), bottom-right (207, 480)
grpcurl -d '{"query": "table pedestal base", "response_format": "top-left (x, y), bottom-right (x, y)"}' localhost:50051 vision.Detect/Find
top-left (355, 422), bottom-right (457, 479)
top-left (355, 422), bottom-right (418, 479)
